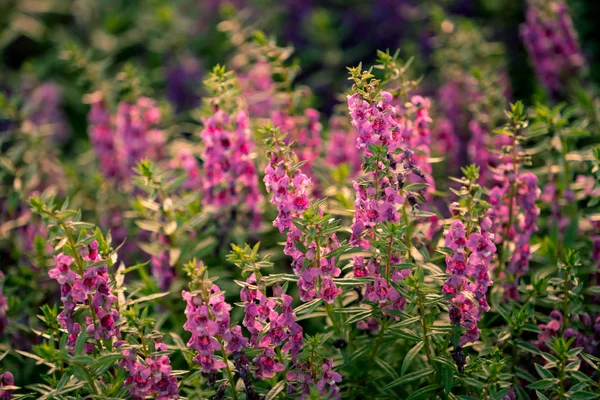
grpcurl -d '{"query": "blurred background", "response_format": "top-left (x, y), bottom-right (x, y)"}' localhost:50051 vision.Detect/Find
top-left (1, 0), bottom-right (599, 146)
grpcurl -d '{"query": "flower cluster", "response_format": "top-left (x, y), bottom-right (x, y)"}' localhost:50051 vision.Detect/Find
top-left (48, 245), bottom-right (120, 349)
top-left (347, 92), bottom-right (404, 246)
top-left (119, 340), bottom-right (179, 400)
top-left (238, 61), bottom-right (276, 118)
top-left (264, 151), bottom-right (311, 233)
top-left (170, 149), bottom-right (202, 191)
top-left (353, 256), bottom-right (410, 319)
top-left (200, 110), bottom-right (263, 228)
top-left (287, 358), bottom-right (342, 399)
top-left (88, 94), bottom-right (166, 184)
top-left (272, 108), bottom-right (323, 180)
top-left (325, 115), bottom-right (362, 176)
top-left (520, 0), bottom-right (584, 92)
top-left (240, 276), bottom-right (303, 377)
top-left (487, 169), bottom-right (540, 297)
top-left (151, 243), bottom-right (176, 292)
top-left (264, 131), bottom-right (343, 303)
top-left (443, 218), bottom-right (495, 344)
top-left (345, 88), bottom-right (437, 321)
top-left (405, 95), bottom-right (435, 196)
top-left (182, 282), bottom-right (247, 373)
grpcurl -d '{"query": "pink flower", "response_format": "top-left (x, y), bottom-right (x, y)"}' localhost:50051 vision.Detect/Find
top-left (253, 348), bottom-right (285, 379)
top-left (200, 110), bottom-right (263, 229)
top-left (182, 282), bottom-right (245, 373)
top-left (443, 218), bottom-right (495, 345)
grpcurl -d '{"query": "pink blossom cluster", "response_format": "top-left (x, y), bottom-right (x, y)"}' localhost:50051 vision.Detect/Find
top-left (240, 276), bottom-right (302, 379)
top-left (0, 372), bottom-right (14, 400)
top-left (264, 147), bottom-right (342, 304)
top-left (520, 0), bottom-right (584, 92)
top-left (200, 110), bottom-right (263, 228)
top-left (405, 96), bottom-right (436, 196)
top-left (264, 152), bottom-right (311, 233)
top-left (487, 168), bottom-right (540, 298)
top-left (434, 77), bottom-right (511, 183)
top-left (182, 284), bottom-right (248, 373)
top-left (325, 116), bottom-right (362, 176)
top-left (353, 256), bottom-right (410, 318)
top-left (272, 108), bottom-right (323, 179)
top-left (287, 358), bottom-right (342, 399)
top-left (119, 340), bottom-right (179, 400)
top-left (149, 235), bottom-right (177, 292)
top-left (170, 149), bottom-right (202, 191)
top-left (286, 232), bottom-right (343, 303)
top-left (536, 310), bottom-right (600, 364)
top-left (347, 92), bottom-right (436, 245)
top-left (88, 94), bottom-right (166, 184)
top-left (443, 218), bottom-right (495, 345)
top-left (466, 120), bottom-right (511, 183)
top-left (346, 91), bottom-right (432, 319)
top-left (151, 249), bottom-right (176, 292)
top-left (238, 61), bottom-right (276, 118)
top-left (48, 244), bottom-right (120, 349)
top-left (347, 91), bottom-right (402, 151)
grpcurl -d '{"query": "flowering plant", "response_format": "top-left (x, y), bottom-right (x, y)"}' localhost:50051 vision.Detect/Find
top-left (1, 1), bottom-right (600, 399)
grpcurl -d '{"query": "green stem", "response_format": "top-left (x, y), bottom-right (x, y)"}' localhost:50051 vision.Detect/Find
top-left (368, 318), bottom-right (387, 362)
top-left (416, 282), bottom-right (434, 369)
top-left (560, 267), bottom-right (570, 335)
top-left (221, 344), bottom-right (239, 400)
top-left (558, 352), bottom-right (566, 400)
top-left (497, 131), bottom-right (519, 280)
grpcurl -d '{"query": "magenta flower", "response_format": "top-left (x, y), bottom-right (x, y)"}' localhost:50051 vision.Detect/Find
top-left (521, 0), bottom-right (584, 92)
top-left (88, 94), bottom-right (166, 185)
top-left (120, 341), bottom-right (179, 399)
top-left (49, 253), bottom-right (120, 349)
top-left (487, 168), bottom-right (540, 296)
top-left (443, 218), bottom-right (495, 345)
top-left (200, 110), bottom-right (263, 229)
top-left (182, 282), bottom-right (246, 373)
top-left (0, 372), bottom-right (14, 400)
top-left (253, 347), bottom-right (285, 379)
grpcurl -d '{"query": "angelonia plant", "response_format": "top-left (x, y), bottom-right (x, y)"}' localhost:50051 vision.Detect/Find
top-left (2, 3), bottom-right (600, 399)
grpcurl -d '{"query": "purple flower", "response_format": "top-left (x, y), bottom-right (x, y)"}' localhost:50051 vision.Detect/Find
top-left (521, 0), bottom-right (584, 92)
top-left (253, 348), bottom-right (285, 380)
top-left (200, 110), bottom-right (263, 229)
top-left (0, 372), bottom-right (14, 400)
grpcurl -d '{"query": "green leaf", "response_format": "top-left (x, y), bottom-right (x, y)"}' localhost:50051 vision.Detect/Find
top-left (375, 358), bottom-right (399, 380)
top-left (527, 378), bottom-right (559, 390)
top-left (404, 183), bottom-right (429, 192)
top-left (128, 292), bottom-right (170, 305)
top-left (383, 367), bottom-right (434, 390)
top-left (406, 384), bottom-right (439, 400)
top-left (401, 341), bottom-right (424, 375)
top-left (342, 310), bottom-right (373, 327)
top-left (535, 363), bottom-right (554, 380)
top-left (266, 380), bottom-right (285, 400)
top-left (566, 392), bottom-right (600, 400)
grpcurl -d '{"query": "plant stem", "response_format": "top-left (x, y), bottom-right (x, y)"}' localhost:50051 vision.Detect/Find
top-left (221, 345), bottom-right (239, 400)
top-left (560, 266), bottom-right (570, 334)
top-left (416, 281), bottom-right (434, 370)
top-left (497, 130), bottom-right (519, 280)
top-left (368, 318), bottom-right (387, 362)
